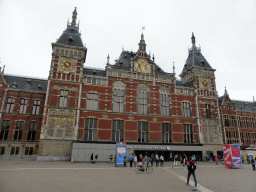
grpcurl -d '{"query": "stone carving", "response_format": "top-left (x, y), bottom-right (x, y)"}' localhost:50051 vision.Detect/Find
top-left (209, 135), bottom-right (214, 142)
top-left (56, 130), bottom-right (63, 138)
top-left (67, 111), bottom-right (74, 116)
top-left (175, 118), bottom-right (179, 123)
top-left (137, 83), bottom-right (149, 92)
top-left (159, 85), bottom-right (171, 94)
top-left (129, 115), bottom-right (134, 120)
top-left (65, 130), bottom-right (72, 138)
top-left (59, 110), bottom-right (65, 115)
top-left (153, 117), bottom-right (157, 122)
top-left (113, 80), bottom-right (125, 90)
top-left (203, 136), bottom-right (208, 143)
top-left (47, 129), bottom-right (54, 137)
top-left (103, 113), bottom-right (108, 119)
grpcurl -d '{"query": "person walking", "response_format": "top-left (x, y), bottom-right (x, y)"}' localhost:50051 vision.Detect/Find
top-left (186, 157), bottom-right (197, 187)
top-left (160, 155), bottom-right (164, 166)
top-left (174, 154), bottom-right (178, 166)
top-left (95, 154), bottom-right (98, 163)
top-left (215, 155), bottom-right (218, 165)
top-left (251, 156), bottom-right (255, 171)
top-left (134, 154), bottom-right (137, 167)
top-left (155, 155), bottom-right (159, 167)
top-left (150, 154), bottom-right (154, 167)
top-left (123, 156), bottom-right (127, 167)
top-left (109, 154), bottom-right (113, 163)
top-left (91, 153), bottom-right (94, 163)
top-left (146, 156), bottom-right (150, 166)
top-left (130, 154), bottom-right (134, 167)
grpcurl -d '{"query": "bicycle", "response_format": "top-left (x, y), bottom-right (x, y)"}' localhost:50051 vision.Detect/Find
top-left (135, 162), bottom-right (153, 174)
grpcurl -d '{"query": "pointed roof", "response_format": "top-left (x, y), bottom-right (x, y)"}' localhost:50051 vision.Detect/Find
top-left (54, 7), bottom-right (86, 49)
top-left (180, 33), bottom-right (214, 76)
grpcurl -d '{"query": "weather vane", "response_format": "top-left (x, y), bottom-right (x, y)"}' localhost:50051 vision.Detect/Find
top-left (141, 26), bottom-right (145, 34)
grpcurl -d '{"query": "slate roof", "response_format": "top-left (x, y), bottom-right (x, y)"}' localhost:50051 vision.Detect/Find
top-left (180, 34), bottom-right (214, 76)
top-left (83, 67), bottom-right (106, 77)
top-left (110, 50), bottom-right (174, 77)
top-left (54, 24), bottom-right (85, 49)
top-left (176, 80), bottom-right (194, 88)
top-left (4, 75), bottom-right (48, 92)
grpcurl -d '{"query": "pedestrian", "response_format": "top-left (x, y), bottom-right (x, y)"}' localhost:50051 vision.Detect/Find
top-left (139, 154), bottom-right (143, 161)
top-left (174, 154), bottom-right (178, 166)
top-left (146, 156), bottom-right (150, 166)
top-left (95, 154), bottom-right (98, 163)
top-left (183, 156), bottom-right (187, 167)
top-left (246, 154), bottom-right (249, 164)
top-left (251, 156), bottom-right (255, 171)
top-left (156, 155), bottom-right (159, 167)
top-left (91, 153), bottom-right (93, 163)
top-left (109, 154), bottom-right (113, 163)
top-left (123, 156), bottom-right (127, 167)
top-left (150, 154), bottom-right (154, 167)
top-left (134, 154), bottom-right (137, 167)
top-left (186, 157), bottom-right (197, 187)
top-left (130, 154), bottom-right (134, 167)
top-left (215, 155), bottom-right (218, 165)
top-left (160, 155), bottom-right (164, 166)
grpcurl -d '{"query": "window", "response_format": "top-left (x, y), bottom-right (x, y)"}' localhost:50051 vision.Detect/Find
top-left (32, 100), bottom-right (41, 115)
top-left (19, 98), bottom-right (28, 114)
top-left (240, 132), bottom-right (244, 143)
top-left (231, 116), bottom-right (236, 127)
top-left (59, 90), bottom-right (68, 107)
top-left (183, 124), bottom-right (193, 143)
top-left (0, 147), bottom-right (5, 155)
top-left (233, 130), bottom-right (239, 143)
top-left (86, 93), bottom-right (99, 111)
top-left (246, 133), bottom-right (251, 144)
top-left (160, 94), bottom-right (170, 116)
top-left (238, 116), bottom-right (242, 128)
top-left (138, 92), bottom-right (148, 114)
top-left (138, 121), bottom-right (148, 142)
top-left (162, 123), bottom-right (171, 143)
top-left (252, 133), bottom-right (256, 144)
top-left (226, 130), bottom-right (232, 144)
top-left (0, 120), bottom-right (10, 140)
top-left (112, 120), bottom-right (124, 141)
top-left (224, 115), bottom-right (229, 127)
top-left (182, 102), bottom-right (191, 117)
top-left (84, 118), bottom-right (97, 140)
top-left (244, 117), bottom-right (249, 128)
top-left (25, 147), bottom-right (34, 155)
top-left (250, 117), bottom-right (255, 128)
top-left (27, 122), bottom-right (38, 141)
top-left (205, 104), bottom-right (211, 118)
top-left (227, 103), bottom-right (231, 110)
top-left (5, 97), bottom-right (15, 113)
top-left (10, 147), bottom-right (19, 155)
top-left (13, 121), bottom-right (24, 140)
top-left (113, 90), bottom-right (124, 113)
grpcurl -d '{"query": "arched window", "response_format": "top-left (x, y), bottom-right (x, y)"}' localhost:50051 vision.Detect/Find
top-left (112, 81), bottom-right (125, 113)
top-left (159, 86), bottom-right (171, 116)
top-left (137, 84), bottom-right (149, 115)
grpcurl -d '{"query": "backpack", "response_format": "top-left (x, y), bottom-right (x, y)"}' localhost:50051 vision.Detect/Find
top-left (251, 158), bottom-right (255, 165)
top-left (188, 161), bottom-right (196, 172)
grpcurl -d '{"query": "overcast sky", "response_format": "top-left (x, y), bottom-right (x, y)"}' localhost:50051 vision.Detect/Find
top-left (0, 0), bottom-right (255, 102)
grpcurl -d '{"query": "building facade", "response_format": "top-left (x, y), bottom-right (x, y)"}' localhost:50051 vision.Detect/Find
top-left (0, 8), bottom-right (255, 161)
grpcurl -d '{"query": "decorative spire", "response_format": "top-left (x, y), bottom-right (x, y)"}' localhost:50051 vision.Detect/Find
top-left (139, 29), bottom-right (146, 52)
top-left (173, 62), bottom-right (175, 74)
top-left (71, 7), bottom-right (77, 26)
top-left (224, 86), bottom-right (228, 96)
top-left (152, 54), bottom-right (155, 62)
top-left (191, 32), bottom-right (196, 47)
top-left (107, 54), bottom-right (110, 64)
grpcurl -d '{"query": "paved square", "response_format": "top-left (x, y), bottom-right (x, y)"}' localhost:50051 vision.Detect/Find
top-left (0, 160), bottom-right (255, 192)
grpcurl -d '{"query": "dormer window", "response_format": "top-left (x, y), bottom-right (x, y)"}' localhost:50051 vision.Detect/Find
top-left (68, 36), bottom-right (73, 45)
top-left (12, 82), bottom-right (17, 88)
top-left (185, 64), bottom-right (188, 68)
top-left (201, 60), bottom-right (205, 67)
top-left (27, 79), bottom-right (31, 85)
top-left (38, 85), bottom-right (42, 91)
top-left (92, 72), bottom-right (97, 76)
top-left (71, 29), bottom-right (74, 33)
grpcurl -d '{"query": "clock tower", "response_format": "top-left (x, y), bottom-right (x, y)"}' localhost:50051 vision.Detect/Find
top-left (180, 33), bottom-right (223, 155)
top-left (38, 8), bottom-right (87, 161)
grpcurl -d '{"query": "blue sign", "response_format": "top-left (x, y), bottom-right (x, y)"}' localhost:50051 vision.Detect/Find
top-left (116, 145), bottom-right (127, 165)
top-left (232, 145), bottom-right (242, 168)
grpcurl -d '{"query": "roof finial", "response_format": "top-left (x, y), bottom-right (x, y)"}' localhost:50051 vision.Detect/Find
top-left (152, 54), bottom-right (155, 62)
top-left (122, 45), bottom-right (124, 52)
top-left (107, 54), bottom-right (110, 64)
top-left (253, 96), bottom-right (255, 103)
top-left (71, 7), bottom-right (77, 26)
top-left (173, 62), bottom-right (175, 74)
top-left (224, 86), bottom-right (228, 96)
top-left (191, 32), bottom-right (196, 46)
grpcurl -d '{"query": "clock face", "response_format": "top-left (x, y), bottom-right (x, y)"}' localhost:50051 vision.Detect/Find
top-left (135, 60), bottom-right (150, 73)
top-left (201, 78), bottom-right (209, 89)
top-left (60, 58), bottom-right (75, 72)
